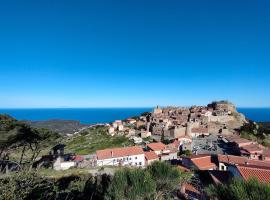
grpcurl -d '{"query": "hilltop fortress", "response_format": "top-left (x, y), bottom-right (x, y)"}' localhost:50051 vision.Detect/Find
top-left (145, 100), bottom-right (246, 139)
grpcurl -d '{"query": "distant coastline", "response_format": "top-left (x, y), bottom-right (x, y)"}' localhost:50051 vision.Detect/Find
top-left (0, 107), bottom-right (269, 124)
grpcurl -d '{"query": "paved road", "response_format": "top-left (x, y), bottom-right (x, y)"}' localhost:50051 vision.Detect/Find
top-left (191, 135), bottom-right (226, 155)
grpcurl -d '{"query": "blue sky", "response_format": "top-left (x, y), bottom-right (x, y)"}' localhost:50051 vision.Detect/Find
top-left (0, 0), bottom-right (270, 108)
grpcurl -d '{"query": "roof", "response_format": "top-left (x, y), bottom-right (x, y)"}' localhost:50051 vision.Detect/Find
top-left (73, 155), bottom-right (84, 162)
top-left (241, 144), bottom-right (263, 154)
top-left (217, 154), bottom-right (270, 167)
top-left (237, 165), bottom-right (270, 184)
top-left (232, 138), bottom-right (253, 145)
top-left (190, 155), bottom-right (217, 170)
top-left (145, 151), bottom-right (159, 161)
top-left (96, 146), bottom-right (144, 160)
top-left (185, 154), bottom-right (211, 159)
top-left (191, 127), bottom-right (208, 133)
top-left (171, 140), bottom-right (181, 148)
top-left (263, 149), bottom-right (270, 157)
top-left (147, 142), bottom-right (166, 151)
top-left (177, 136), bottom-right (192, 141)
top-left (183, 183), bottom-right (201, 195)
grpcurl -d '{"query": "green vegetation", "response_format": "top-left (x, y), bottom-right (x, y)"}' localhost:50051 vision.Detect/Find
top-left (105, 167), bottom-right (156, 200)
top-left (240, 120), bottom-right (270, 148)
top-left (0, 115), bottom-right (61, 167)
top-left (206, 178), bottom-right (270, 200)
top-left (65, 126), bottom-right (132, 155)
top-left (180, 150), bottom-right (192, 157)
top-left (0, 161), bottom-right (191, 200)
top-left (259, 122), bottom-right (270, 131)
top-left (26, 119), bottom-right (87, 135)
top-left (106, 161), bottom-right (191, 200)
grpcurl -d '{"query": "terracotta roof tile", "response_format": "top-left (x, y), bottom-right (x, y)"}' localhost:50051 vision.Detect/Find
top-left (147, 142), bottom-right (166, 151)
top-left (232, 138), bottom-right (253, 144)
top-left (217, 155), bottom-right (270, 167)
top-left (191, 155), bottom-right (217, 170)
top-left (184, 183), bottom-right (200, 195)
top-left (145, 151), bottom-right (159, 161)
top-left (96, 146), bottom-right (144, 160)
top-left (237, 165), bottom-right (270, 184)
top-left (73, 155), bottom-right (84, 162)
top-left (241, 144), bottom-right (263, 154)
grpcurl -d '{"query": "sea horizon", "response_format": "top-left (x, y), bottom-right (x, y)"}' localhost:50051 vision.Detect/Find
top-left (1, 107), bottom-right (270, 124)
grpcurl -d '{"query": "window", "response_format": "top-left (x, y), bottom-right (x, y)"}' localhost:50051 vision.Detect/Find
top-left (129, 158), bottom-right (132, 160)
top-left (135, 157), bottom-right (137, 160)
top-left (139, 162), bottom-right (142, 166)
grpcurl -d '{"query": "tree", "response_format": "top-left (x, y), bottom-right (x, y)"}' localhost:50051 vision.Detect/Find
top-left (0, 115), bottom-right (61, 171)
top-left (147, 161), bottom-right (191, 200)
top-left (206, 178), bottom-right (270, 200)
top-left (105, 167), bottom-right (156, 200)
top-left (0, 171), bottom-right (55, 200)
top-left (161, 131), bottom-right (165, 143)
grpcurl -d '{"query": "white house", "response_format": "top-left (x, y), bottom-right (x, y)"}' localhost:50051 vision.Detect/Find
top-left (53, 157), bottom-right (76, 171)
top-left (126, 118), bottom-right (137, 124)
top-left (132, 136), bottom-right (143, 144)
top-left (118, 124), bottom-right (124, 131)
top-left (96, 146), bottom-right (145, 167)
top-left (191, 127), bottom-right (209, 137)
top-left (147, 142), bottom-right (166, 155)
top-left (141, 130), bottom-right (151, 138)
top-left (108, 127), bottom-right (115, 135)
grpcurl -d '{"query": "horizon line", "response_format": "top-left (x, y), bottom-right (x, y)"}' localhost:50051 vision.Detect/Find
top-left (1, 106), bottom-right (270, 109)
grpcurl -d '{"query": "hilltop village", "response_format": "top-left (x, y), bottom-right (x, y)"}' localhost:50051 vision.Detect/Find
top-left (108, 100), bottom-right (246, 140)
top-left (7, 101), bottom-right (270, 199)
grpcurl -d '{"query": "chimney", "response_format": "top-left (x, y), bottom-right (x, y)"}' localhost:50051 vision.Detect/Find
top-left (111, 151), bottom-right (114, 158)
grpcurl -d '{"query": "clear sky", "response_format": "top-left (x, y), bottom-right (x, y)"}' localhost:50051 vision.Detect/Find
top-left (0, 0), bottom-right (270, 108)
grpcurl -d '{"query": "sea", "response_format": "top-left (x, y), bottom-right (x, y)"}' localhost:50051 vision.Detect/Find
top-left (0, 108), bottom-right (269, 124)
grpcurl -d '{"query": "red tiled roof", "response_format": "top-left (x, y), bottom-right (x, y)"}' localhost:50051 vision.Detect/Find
top-left (217, 154), bottom-right (270, 167)
top-left (190, 155), bottom-right (217, 170)
top-left (184, 183), bottom-right (200, 195)
top-left (237, 165), bottom-right (270, 184)
top-left (241, 144), bottom-right (263, 154)
top-left (263, 149), bottom-right (270, 157)
top-left (147, 142), bottom-right (166, 151)
top-left (187, 154), bottom-right (211, 159)
top-left (232, 138), bottom-right (252, 143)
top-left (145, 151), bottom-right (159, 161)
top-left (96, 146), bottom-right (144, 160)
top-left (73, 155), bottom-right (84, 162)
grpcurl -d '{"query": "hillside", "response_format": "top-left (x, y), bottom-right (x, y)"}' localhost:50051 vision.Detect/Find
top-left (0, 115), bottom-right (62, 162)
top-left (24, 119), bottom-right (89, 135)
top-left (64, 126), bottom-right (132, 155)
top-left (258, 122), bottom-right (270, 130)
top-left (240, 120), bottom-right (270, 148)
